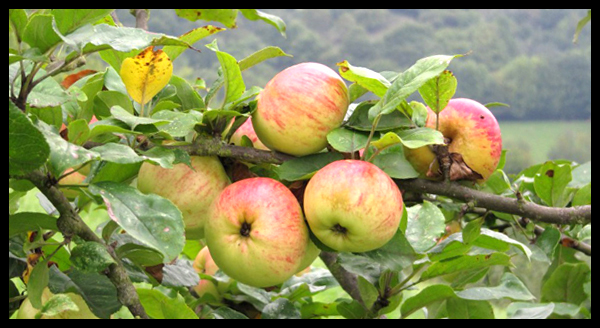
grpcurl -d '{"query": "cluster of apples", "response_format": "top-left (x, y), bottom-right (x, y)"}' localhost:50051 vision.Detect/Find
top-left (137, 62), bottom-right (503, 292)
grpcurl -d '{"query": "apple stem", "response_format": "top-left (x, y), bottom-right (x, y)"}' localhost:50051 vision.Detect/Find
top-left (361, 114), bottom-right (382, 161)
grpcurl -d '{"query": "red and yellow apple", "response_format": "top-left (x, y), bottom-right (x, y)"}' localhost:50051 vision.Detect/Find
top-left (404, 98), bottom-right (503, 183)
top-left (137, 156), bottom-right (230, 240)
top-left (229, 119), bottom-right (269, 151)
top-left (303, 160), bottom-right (404, 253)
top-left (57, 168), bottom-right (87, 200)
top-left (252, 62), bottom-right (350, 156)
top-left (192, 246), bottom-right (222, 300)
top-left (205, 177), bottom-right (319, 288)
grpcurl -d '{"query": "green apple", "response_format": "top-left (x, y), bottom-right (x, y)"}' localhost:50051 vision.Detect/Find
top-left (404, 98), bottom-right (503, 183)
top-left (303, 160), bottom-right (404, 253)
top-left (205, 177), bottom-right (319, 288)
top-left (137, 156), bottom-right (230, 239)
top-left (252, 62), bottom-right (350, 156)
top-left (17, 288), bottom-right (99, 319)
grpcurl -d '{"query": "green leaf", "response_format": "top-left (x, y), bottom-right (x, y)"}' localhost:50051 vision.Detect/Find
top-left (371, 145), bottom-right (420, 179)
top-left (418, 70), bottom-right (457, 114)
top-left (9, 9), bottom-right (29, 42)
top-left (110, 106), bottom-right (170, 131)
top-left (405, 202), bottom-right (446, 253)
top-left (48, 266), bottom-right (121, 319)
top-left (473, 229), bottom-right (532, 260)
top-left (508, 303), bottom-right (555, 319)
top-left (92, 143), bottom-right (145, 164)
top-left (345, 101), bottom-right (413, 132)
top-left (93, 90), bottom-right (134, 118)
top-left (28, 259), bottom-right (51, 309)
top-left (456, 272), bottom-right (535, 301)
top-left (420, 253), bottom-right (512, 281)
top-left (238, 46), bottom-right (293, 71)
top-left (164, 75), bottom-right (205, 111)
top-left (446, 298), bottom-right (495, 319)
top-left (208, 45), bottom-right (245, 105)
top-left (9, 101), bottom-right (50, 176)
top-left (66, 119), bottom-right (90, 146)
top-left (337, 60), bottom-right (391, 97)
top-left (70, 241), bottom-right (115, 273)
top-left (34, 119), bottom-right (100, 177)
top-left (137, 288), bottom-right (199, 319)
top-left (89, 181), bottom-right (185, 262)
top-left (400, 284), bottom-right (456, 318)
top-left (239, 9), bottom-right (287, 38)
top-left (22, 14), bottom-right (61, 53)
top-left (536, 226), bottom-right (561, 260)
top-left (39, 294), bottom-right (79, 318)
top-left (163, 25), bottom-right (225, 61)
top-left (462, 217), bottom-right (483, 245)
top-left (534, 161), bottom-right (573, 207)
top-left (357, 276), bottom-right (379, 308)
top-left (573, 9), bottom-right (591, 43)
top-left (369, 54), bottom-right (460, 120)
top-left (541, 263), bottom-right (590, 305)
top-left (9, 212), bottom-right (58, 237)
top-left (337, 299), bottom-right (368, 319)
top-left (175, 9), bottom-right (238, 28)
top-left (395, 127), bottom-right (445, 149)
top-left (275, 152), bottom-right (344, 181)
top-left (327, 127), bottom-right (369, 153)
top-left (262, 298), bottom-right (302, 319)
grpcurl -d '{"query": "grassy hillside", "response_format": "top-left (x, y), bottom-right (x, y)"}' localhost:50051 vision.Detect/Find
top-left (499, 120), bottom-right (591, 174)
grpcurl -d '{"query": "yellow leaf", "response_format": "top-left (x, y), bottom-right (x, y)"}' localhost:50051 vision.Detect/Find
top-left (120, 46), bottom-right (173, 105)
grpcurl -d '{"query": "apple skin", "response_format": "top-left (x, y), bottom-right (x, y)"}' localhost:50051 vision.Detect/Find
top-left (137, 156), bottom-right (230, 240)
top-left (303, 160), bottom-right (404, 253)
top-left (58, 168), bottom-right (87, 200)
top-left (205, 177), bottom-right (319, 288)
top-left (229, 119), bottom-right (269, 151)
top-left (252, 62), bottom-right (350, 156)
top-left (17, 288), bottom-right (99, 319)
top-left (405, 98), bottom-right (503, 183)
top-left (192, 246), bottom-right (222, 300)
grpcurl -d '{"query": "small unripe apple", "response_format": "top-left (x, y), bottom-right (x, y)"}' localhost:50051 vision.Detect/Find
top-left (205, 177), bottom-right (319, 288)
top-left (192, 246), bottom-right (222, 300)
top-left (303, 160), bottom-right (404, 253)
top-left (253, 62), bottom-right (350, 156)
top-left (137, 156), bottom-right (230, 239)
top-left (404, 98), bottom-right (503, 183)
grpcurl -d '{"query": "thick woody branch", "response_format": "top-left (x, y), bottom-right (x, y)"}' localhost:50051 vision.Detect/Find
top-left (24, 169), bottom-right (149, 319)
top-left (397, 178), bottom-right (591, 226)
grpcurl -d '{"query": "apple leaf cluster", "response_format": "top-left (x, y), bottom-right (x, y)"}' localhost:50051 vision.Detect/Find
top-left (9, 9), bottom-right (591, 319)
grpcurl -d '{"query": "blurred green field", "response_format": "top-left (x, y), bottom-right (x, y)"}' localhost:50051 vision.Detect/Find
top-left (498, 120), bottom-right (591, 174)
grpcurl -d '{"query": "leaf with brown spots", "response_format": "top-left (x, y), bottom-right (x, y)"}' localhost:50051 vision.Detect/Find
top-left (120, 46), bottom-right (173, 106)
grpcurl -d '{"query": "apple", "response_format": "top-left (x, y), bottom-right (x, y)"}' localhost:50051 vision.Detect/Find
top-left (17, 288), bottom-right (99, 319)
top-left (404, 98), bottom-right (503, 183)
top-left (205, 177), bottom-right (319, 288)
top-left (252, 62), bottom-right (350, 156)
top-left (303, 160), bottom-right (403, 253)
top-left (229, 118), bottom-right (269, 151)
top-left (57, 168), bottom-right (87, 200)
top-left (192, 246), bottom-right (222, 300)
top-left (137, 156), bottom-right (230, 239)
